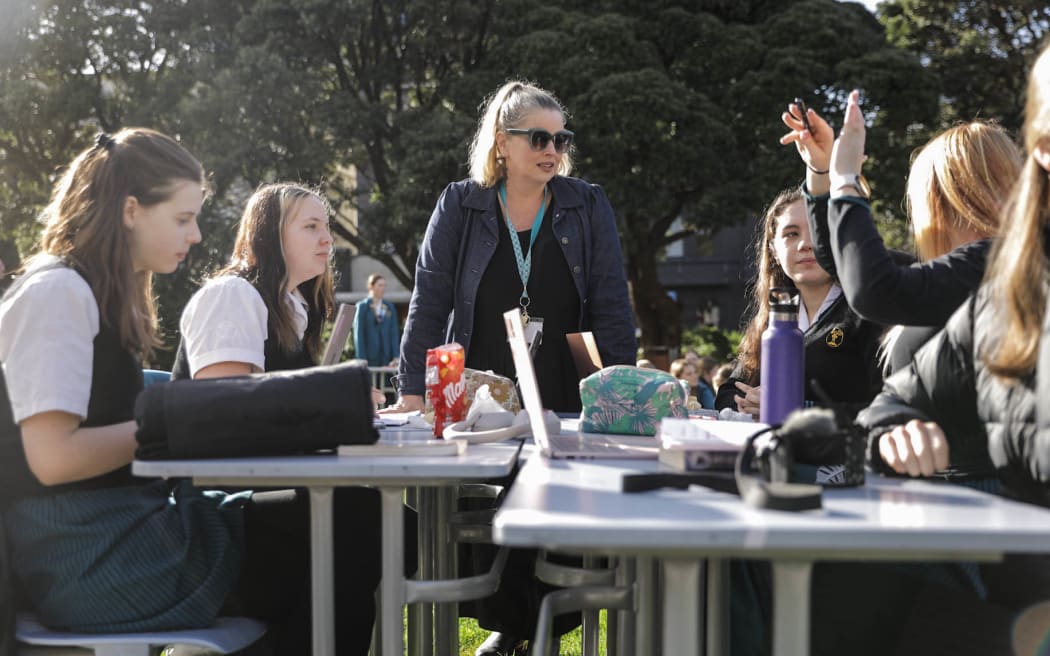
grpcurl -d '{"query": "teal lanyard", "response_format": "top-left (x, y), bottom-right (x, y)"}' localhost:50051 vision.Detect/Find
top-left (499, 182), bottom-right (547, 318)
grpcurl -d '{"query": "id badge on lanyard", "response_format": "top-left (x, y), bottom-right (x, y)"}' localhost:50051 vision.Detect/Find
top-left (524, 317), bottom-right (544, 359)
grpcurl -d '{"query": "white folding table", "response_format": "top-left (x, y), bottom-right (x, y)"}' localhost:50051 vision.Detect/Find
top-left (493, 456), bottom-right (1050, 656)
top-left (134, 441), bottom-right (520, 656)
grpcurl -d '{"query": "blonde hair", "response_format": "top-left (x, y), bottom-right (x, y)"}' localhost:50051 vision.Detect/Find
top-left (33, 128), bottom-right (206, 358)
top-left (468, 80), bottom-right (574, 187)
top-left (906, 121), bottom-right (1021, 261)
top-left (982, 45), bottom-right (1050, 380)
top-left (216, 183), bottom-right (334, 361)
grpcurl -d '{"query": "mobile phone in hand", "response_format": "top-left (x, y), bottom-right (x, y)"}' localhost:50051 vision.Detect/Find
top-left (793, 97), bottom-right (813, 135)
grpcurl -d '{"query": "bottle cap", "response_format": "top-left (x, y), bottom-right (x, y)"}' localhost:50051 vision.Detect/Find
top-left (769, 287), bottom-right (798, 314)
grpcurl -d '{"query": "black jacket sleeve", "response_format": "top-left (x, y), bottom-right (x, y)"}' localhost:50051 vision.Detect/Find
top-left (856, 297), bottom-right (992, 477)
top-left (805, 192), bottom-right (837, 277)
top-left (827, 199), bottom-right (990, 327)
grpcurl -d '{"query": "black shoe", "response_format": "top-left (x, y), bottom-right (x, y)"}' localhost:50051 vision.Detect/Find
top-left (475, 631), bottom-right (529, 656)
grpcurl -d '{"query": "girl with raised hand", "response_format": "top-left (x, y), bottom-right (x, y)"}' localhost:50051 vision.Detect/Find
top-left (780, 93), bottom-right (1021, 373)
top-left (714, 188), bottom-right (883, 420)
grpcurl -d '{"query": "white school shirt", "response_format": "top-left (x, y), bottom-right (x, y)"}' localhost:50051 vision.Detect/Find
top-left (179, 276), bottom-right (309, 378)
top-left (797, 284), bottom-right (842, 334)
top-left (0, 256), bottom-right (99, 422)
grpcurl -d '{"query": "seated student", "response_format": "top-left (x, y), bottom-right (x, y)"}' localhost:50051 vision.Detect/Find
top-left (0, 129), bottom-right (241, 636)
top-left (714, 188), bottom-right (883, 419)
top-left (173, 182), bottom-right (410, 654)
top-left (781, 96), bottom-right (1021, 374)
top-left (857, 40), bottom-right (1050, 624)
top-left (695, 355), bottom-right (718, 409)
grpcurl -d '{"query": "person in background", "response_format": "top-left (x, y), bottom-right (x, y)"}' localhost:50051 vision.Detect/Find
top-left (669, 357), bottom-right (700, 405)
top-left (712, 362), bottom-right (734, 392)
top-left (636, 358), bottom-right (657, 369)
top-left (781, 99), bottom-right (1021, 374)
top-left (385, 79), bottom-right (636, 655)
top-left (353, 273), bottom-right (400, 367)
top-left (174, 182), bottom-right (407, 654)
top-left (714, 188), bottom-right (883, 419)
top-left (695, 355), bottom-right (718, 409)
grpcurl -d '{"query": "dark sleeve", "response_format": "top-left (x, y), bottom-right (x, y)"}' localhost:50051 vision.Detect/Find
top-left (584, 184), bottom-right (638, 366)
top-left (714, 363), bottom-right (750, 411)
top-left (856, 296), bottom-right (986, 474)
top-left (352, 300), bottom-right (367, 361)
top-left (397, 183), bottom-right (465, 395)
top-left (804, 191), bottom-right (836, 277)
top-left (828, 198), bottom-right (990, 326)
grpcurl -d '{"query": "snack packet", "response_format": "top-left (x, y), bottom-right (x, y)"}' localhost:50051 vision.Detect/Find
top-left (425, 343), bottom-right (466, 437)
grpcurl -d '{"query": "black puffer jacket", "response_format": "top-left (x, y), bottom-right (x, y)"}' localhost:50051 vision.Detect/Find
top-left (857, 286), bottom-right (1044, 499)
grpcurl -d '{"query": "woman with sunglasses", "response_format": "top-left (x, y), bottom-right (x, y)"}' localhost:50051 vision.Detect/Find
top-left (386, 80), bottom-right (636, 655)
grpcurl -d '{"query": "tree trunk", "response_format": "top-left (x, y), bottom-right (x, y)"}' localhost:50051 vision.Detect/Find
top-left (625, 248), bottom-right (681, 359)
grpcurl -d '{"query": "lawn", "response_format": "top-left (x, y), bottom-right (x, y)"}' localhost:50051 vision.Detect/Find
top-left (457, 613), bottom-right (608, 656)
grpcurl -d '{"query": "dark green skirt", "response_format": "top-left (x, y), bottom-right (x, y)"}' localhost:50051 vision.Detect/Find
top-left (5, 479), bottom-right (247, 632)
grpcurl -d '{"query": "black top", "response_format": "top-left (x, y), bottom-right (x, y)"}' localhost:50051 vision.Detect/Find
top-left (171, 280), bottom-right (315, 380)
top-left (467, 204), bottom-right (582, 412)
top-left (0, 268), bottom-right (143, 506)
top-left (715, 294), bottom-right (883, 420)
top-left (807, 194), bottom-right (991, 327)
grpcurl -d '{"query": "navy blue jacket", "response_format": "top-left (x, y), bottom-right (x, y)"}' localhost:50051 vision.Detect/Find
top-left (397, 176), bottom-right (637, 396)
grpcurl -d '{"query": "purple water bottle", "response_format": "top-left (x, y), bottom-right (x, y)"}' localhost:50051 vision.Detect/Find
top-left (760, 287), bottom-right (804, 425)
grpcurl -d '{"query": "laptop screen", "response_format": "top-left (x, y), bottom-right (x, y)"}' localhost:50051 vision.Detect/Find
top-left (503, 308), bottom-right (551, 451)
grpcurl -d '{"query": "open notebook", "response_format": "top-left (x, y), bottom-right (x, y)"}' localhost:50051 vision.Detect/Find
top-left (503, 309), bottom-right (657, 459)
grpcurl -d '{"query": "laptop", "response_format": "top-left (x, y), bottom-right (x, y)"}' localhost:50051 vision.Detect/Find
top-left (503, 309), bottom-right (658, 459)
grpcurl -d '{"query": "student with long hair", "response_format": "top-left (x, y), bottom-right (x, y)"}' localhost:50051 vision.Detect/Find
top-left (714, 188), bottom-right (883, 419)
top-left (0, 129), bottom-right (238, 633)
top-left (781, 100), bottom-right (1021, 373)
top-left (173, 183), bottom-right (334, 378)
top-left (174, 182), bottom-right (408, 654)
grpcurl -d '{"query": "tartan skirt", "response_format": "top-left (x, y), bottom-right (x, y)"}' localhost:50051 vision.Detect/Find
top-left (4, 479), bottom-right (247, 632)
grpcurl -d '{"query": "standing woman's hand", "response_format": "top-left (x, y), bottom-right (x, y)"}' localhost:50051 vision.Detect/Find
top-left (780, 100), bottom-right (835, 194)
top-left (829, 90), bottom-right (867, 183)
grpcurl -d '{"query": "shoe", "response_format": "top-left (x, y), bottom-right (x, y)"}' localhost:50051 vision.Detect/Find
top-left (475, 631), bottom-right (529, 656)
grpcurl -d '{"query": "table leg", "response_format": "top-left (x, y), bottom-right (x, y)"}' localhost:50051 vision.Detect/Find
top-left (434, 486), bottom-right (458, 656)
top-left (771, 560), bottom-right (813, 656)
top-left (409, 487), bottom-right (434, 656)
top-left (662, 558), bottom-right (703, 655)
top-left (706, 558), bottom-right (728, 656)
top-left (582, 555), bottom-right (601, 656)
top-left (634, 557), bottom-right (657, 655)
top-left (380, 487), bottom-right (407, 656)
top-left (308, 487), bottom-right (335, 656)
top-left (615, 557), bottom-right (635, 656)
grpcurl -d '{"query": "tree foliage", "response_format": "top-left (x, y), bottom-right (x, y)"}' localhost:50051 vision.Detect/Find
top-left (0, 0), bottom-right (1010, 365)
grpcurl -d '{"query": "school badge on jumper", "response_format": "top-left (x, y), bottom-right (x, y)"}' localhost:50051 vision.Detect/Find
top-left (826, 327), bottom-right (844, 348)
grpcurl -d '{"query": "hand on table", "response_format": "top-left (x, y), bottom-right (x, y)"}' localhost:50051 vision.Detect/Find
top-left (877, 419), bottom-right (950, 477)
top-left (371, 387), bottom-right (386, 409)
top-left (378, 394), bottom-right (424, 415)
top-left (733, 381), bottom-right (761, 417)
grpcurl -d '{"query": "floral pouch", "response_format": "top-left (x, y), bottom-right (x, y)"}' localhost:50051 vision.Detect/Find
top-left (579, 365), bottom-right (690, 436)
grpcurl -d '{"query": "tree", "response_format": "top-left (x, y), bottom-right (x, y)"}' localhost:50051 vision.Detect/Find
top-left (486, 0), bottom-right (937, 348)
top-left (880, 0), bottom-right (1050, 133)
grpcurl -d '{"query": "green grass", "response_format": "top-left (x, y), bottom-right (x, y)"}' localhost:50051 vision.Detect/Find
top-left (458, 612), bottom-right (608, 656)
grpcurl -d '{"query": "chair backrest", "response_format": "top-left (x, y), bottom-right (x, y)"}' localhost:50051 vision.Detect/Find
top-left (321, 303), bottom-right (356, 366)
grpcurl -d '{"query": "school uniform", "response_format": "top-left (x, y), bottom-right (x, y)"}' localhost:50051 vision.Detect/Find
top-left (0, 257), bottom-right (243, 632)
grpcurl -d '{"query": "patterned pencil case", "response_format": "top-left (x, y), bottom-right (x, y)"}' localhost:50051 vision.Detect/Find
top-left (579, 365), bottom-right (690, 436)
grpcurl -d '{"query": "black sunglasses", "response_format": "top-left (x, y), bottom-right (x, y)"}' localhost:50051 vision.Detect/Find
top-left (506, 128), bottom-right (575, 153)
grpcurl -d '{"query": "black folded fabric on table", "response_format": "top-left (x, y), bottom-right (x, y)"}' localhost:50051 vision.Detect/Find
top-left (135, 361), bottom-right (378, 460)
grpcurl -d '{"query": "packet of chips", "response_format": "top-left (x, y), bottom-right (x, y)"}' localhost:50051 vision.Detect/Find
top-left (425, 343), bottom-right (466, 437)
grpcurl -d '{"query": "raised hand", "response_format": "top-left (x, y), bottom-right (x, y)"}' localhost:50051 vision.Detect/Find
top-left (829, 89), bottom-right (867, 181)
top-left (780, 100), bottom-right (835, 174)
